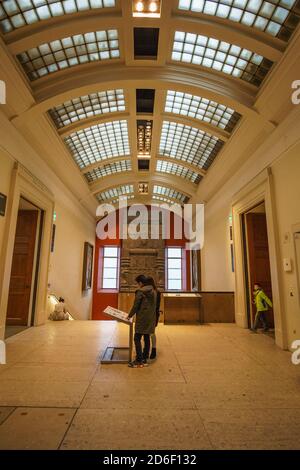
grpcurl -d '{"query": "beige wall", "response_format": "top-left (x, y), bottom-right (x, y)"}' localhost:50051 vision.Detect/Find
top-left (0, 152), bottom-right (14, 253)
top-left (200, 107), bottom-right (300, 349)
top-left (271, 145), bottom-right (300, 345)
top-left (0, 110), bottom-right (95, 334)
top-left (49, 198), bottom-right (95, 320)
top-left (201, 203), bottom-right (234, 292)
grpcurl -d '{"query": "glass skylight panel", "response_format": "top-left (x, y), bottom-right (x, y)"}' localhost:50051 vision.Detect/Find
top-left (96, 184), bottom-right (134, 202)
top-left (165, 90), bottom-right (241, 132)
top-left (64, 120), bottom-right (130, 169)
top-left (0, 1), bottom-right (116, 33)
top-left (159, 121), bottom-right (224, 170)
top-left (152, 195), bottom-right (182, 207)
top-left (109, 194), bottom-right (135, 204)
top-left (153, 185), bottom-right (189, 203)
top-left (84, 160), bottom-right (132, 183)
top-left (156, 160), bottom-right (202, 184)
top-left (17, 29), bottom-right (120, 81)
top-left (178, 0), bottom-right (300, 41)
top-left (49, 90), bottom-right (125, 129)
top-left (172, 31), bottom-right (273, 86)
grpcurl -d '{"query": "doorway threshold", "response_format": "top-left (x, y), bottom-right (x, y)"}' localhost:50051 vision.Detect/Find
top-left (5, 326), bottom-right (30, 339)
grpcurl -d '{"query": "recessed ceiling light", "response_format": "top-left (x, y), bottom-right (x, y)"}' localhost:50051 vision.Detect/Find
top-left (136, 1), bottom-right (144, 12)
top-left (149, 2), bottom-right (158, 12)
top-left (132, 0), bottom-right (161, 18)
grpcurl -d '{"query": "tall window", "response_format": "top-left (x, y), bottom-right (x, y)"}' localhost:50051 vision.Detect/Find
top-left (101, 246), bottom-right (119, 290)
top-left (166, 247), bottom-right (183, 291)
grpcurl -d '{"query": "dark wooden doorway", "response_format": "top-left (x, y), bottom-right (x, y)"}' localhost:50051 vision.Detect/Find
top-left (244, 209), bottom-right (274, 329)
top-left (6, 208), bottom-right (39, 326)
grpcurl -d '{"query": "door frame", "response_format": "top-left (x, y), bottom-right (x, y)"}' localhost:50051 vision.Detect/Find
top-left (242, 209), bottom-right (275, 330)
top-left (232, 168), bottom-right (287, 349)
top-left (0, 162), bottom-right (54, 340)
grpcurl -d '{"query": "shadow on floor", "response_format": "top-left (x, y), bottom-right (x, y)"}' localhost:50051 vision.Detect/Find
top-left (5, 326), bottom-right (29, 339)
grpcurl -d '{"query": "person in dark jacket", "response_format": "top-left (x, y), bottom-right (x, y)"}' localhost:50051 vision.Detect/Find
top-left (127, 275), bottom-right (157, 368)
top-left (146, 277), bottom-right (161, 360)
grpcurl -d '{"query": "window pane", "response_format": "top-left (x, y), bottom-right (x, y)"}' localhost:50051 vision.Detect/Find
top-left (103, 247), bottom-right (118, 257)
top-left (168, 269), bottom-right (182, 280)
top-left (167, 248), bottom-right (182, 258)
top-left (103, 257), bottom-right (118, 268)
top-left (168, 279), bottom-right (182, 290)
top-left (103, 278), bottom-right (117, 289)
top-left (103, 268), bottom-right (117, 279)
top-left (168, 258), bottom-right (182, 268)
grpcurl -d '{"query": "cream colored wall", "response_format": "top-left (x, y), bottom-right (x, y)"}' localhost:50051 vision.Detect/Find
top-left (0, 152), bottom-right (14, 253)
top-left (200, 106), bottom-right (300, 349)
top-left (49, 199), bottom-right (95, 320)
top-left (271, 145), bottom-right (300, 346)
top-left (0, 110), bottom-right (96, 333)
top-left (201, 203), bottom-right (234, 292)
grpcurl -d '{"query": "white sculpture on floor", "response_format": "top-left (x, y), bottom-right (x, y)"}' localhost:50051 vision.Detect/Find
top-left (49, 297), bottom-right (69, 321)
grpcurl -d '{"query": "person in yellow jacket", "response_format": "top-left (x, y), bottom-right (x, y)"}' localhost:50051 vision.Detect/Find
top-left (251, 283), bottom-right (273, 332)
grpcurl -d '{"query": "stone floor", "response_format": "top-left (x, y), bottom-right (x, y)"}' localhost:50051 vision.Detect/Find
top-left (0, 321), bottom-right (299, 450)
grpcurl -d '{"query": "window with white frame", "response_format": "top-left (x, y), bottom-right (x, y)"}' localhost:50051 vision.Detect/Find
top-left (166, 247), bottom-right (183, 291)
top-left (101, 246), bottom-right (119, 290)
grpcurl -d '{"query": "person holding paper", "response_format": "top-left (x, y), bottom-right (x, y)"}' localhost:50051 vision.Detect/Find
top-left (127, 275), bottom-right (157, 368)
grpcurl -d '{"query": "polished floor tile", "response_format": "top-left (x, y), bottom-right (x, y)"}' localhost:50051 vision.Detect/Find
top-left (61, 409), bottom-right (212, 450)
top-left (0, 407), bottom-right (76, 450)
top-left (0, 320), bottom-right (299, 449)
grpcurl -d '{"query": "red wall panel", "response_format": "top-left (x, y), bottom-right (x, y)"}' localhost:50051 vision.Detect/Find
top-left (92, 208), bottom-right (191, 320)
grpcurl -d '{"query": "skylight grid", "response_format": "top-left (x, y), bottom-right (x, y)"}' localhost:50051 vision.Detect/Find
top-left (49, 89), bottom-right (125, 129)
top-left (159, 121), bottom-right (224, 170)
top-left (156, 160), bottom-right (202, 184)
top-left (17, 29), bottom-right (120, 81)
top-left (109, 194), bottom-right (135, 204)
top-left (84, 160), bottom-right (132, 183)
top-left (153, 185), bottom-right (189, 203)
top-left (64, 120), bottom-right (130, 169)
top-left (172, 31), bottom-right (273, 86)
top-left (96, 184), bottom-right (134, 202)
top-left (0, 1), bottom-right (116, 33)
top-left (165, 90), bottom-right (241, 132)
top-left (152, 195), bottom-right (182, 206)
top-left (178, 0), bottom-right (300, 41)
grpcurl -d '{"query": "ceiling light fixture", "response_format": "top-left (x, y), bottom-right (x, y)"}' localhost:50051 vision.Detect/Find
top-left (132, 0), bottom-right (161, 17)
top-left (136, 1), bottom-right (144, 12)
top-left (149, 2), bottom-right (158, 12)
top-left (137, 120), bottom-right (153, 158)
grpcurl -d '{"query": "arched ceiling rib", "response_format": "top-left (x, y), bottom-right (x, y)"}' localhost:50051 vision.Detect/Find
top-left (1, 0), bottom-right (299, 208)
top-left (24, 68), bottom-right (258, 113)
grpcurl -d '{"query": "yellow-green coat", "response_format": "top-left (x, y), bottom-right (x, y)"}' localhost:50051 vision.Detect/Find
top-left (254, 289), bottom-right (272, 312)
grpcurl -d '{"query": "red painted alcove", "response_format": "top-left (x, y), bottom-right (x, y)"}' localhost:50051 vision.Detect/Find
top-left (92, 207), bottom-right (191, 320)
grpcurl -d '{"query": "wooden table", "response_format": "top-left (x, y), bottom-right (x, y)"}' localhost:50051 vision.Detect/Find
top-left (163, 293), bottom-right (202, 324)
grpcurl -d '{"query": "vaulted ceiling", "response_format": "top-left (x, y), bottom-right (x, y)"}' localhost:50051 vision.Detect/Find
top-left (1, 0), bottom-right (299, 211)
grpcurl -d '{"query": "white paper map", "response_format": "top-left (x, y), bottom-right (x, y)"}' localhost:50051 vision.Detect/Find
top-left (103, 306), bottom-right (133, 323)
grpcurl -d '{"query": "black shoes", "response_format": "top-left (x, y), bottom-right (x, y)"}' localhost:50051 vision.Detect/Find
top-left (128, 360), bottom-right (144, 368)
top-left (150, 348), bottom-right (157, 359)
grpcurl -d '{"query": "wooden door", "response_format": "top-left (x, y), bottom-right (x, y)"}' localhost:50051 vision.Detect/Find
top-left (245, 213), bottom-right (274, 328)
top-left (6, 210), bottom-right (38, 326)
